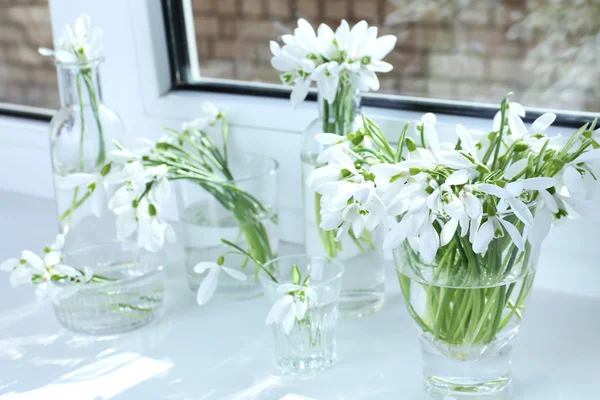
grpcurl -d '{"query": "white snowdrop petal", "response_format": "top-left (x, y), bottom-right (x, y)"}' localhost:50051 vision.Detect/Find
top-left (419, 223), bottom-right (439, 264)
top-left (446, 170), bottom-right (470, 186)
top-left (382, 217), bottom-right (412, 251)
top-left (276, 283), bottom-right (302, 294)
top-left (499, 219), bottom-right (525, 252)
top-left (440, 218), bottom-right (458, 247)
top-left (507, 197), bottom-right (533, 226)
top-left (294, 298), bottom-right (308, 320)
top-left (538, 190), bottom-right (559, 213)
top-left (265, 295), bottom-right (293, 325)
top-left (222, 267), bottom-right (248, 282)
top-left (281, 307), bottom-right (296, 335)
top-left (472, 220), bottom-right (494, 253)
top-left (574, 149), bottom-right (600, 163)
top-left (43, 252), bottom-right (61, 267)
top-left (0, 258), bottom-right (19, 272)
top-left (563, 165), bottom-right (584, 194)
top-left (477, 183), bottom-right (507, 198)
top-left (529, 208), bottom-right (553, 245)
top-left (38, 47), bottom-right (55, 56)
top-left (21, 250), bottom-right (44, 271)
top-left (196, 268), bottom-right (220, 306)
top-left (530, 113), bottom-right (556, 134)
top-left (193, 262), bottom-right (217, 274)
top-left (464, 192), bottom-right (483, 219)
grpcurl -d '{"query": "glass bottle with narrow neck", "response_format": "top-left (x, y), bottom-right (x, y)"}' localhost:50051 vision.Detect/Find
top-left (50, 58), bottom-right (125, 243)
top-left (300, 79), bottom-right (385, 319)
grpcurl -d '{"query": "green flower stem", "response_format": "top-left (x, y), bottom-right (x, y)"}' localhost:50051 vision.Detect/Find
top-left (315, 80), bottom-right (375, 257)
top-left (81, 68), bottom-right (105, 166)
top-left (59, 186), bottom-right (94, 223)
top-left (58, 68), bottom-right (105, 229)
top-left (399, 226), bottom-right (534, 347)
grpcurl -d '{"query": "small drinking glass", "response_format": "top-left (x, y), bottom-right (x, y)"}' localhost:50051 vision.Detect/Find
top-left (53, 242), bottom-right (165, 335)
top-left (260, 254), bottom-right (344, 375)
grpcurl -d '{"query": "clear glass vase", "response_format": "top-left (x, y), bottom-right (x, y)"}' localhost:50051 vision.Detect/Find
top-left (49, 57), bottom-right (125, 249)
top-left (260, 254), bottom-right (344, 376)
top-left (301, 80), bottom-right (385, 319)
top-left (394, 212), bottom-right (539, 398)
top-left (53, 242), bottom-right (165, 335)
top-left (178, 152), bottom-right (279, 298)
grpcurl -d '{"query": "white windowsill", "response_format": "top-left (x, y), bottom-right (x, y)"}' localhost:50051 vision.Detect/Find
top-left (0, 190), bottom-right (598, 400)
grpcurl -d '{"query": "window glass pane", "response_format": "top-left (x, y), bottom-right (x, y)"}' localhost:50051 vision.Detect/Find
top-left (190, 0), bottom-right (599, 113)
top-left (0, 0), bottom-right (58, 109)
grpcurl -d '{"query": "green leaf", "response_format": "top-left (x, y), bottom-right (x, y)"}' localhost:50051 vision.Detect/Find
top-left (291, 264), bottom-right (301, 285)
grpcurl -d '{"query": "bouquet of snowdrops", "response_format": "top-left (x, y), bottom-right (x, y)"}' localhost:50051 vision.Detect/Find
top-left (307, 93), bottom-right (599, 345)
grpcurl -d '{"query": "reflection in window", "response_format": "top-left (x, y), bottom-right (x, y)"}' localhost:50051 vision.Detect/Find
top-left (0, 0), bottom-right (58, 109)
top-left (190, 0), bottom-right (600, 113)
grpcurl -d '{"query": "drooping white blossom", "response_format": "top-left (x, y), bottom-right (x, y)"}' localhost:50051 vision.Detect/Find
top-left (265, 283), bottom-right (318, 335)
top-left (194, 261), bottom-right (248, 306)
top-left (270, 19), bottom-right (397, 106)
top-left (39, 14), bottom-right (103, 63)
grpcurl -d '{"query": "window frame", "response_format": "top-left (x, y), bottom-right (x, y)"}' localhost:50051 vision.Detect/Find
top-left (0, 104), bottom-right (53, 122)
top-left (162, 0), bottom-right (598, 129)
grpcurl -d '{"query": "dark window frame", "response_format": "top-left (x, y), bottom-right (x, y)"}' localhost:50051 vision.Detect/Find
top-left (165, 0), bottom-right (595, 129)
top-left (0, 103), bottom-right (53, 122)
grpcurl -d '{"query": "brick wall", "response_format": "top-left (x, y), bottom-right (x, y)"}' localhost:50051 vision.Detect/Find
top-left (0, 0), bottom-right (58, 109)
top-left (191, 0), bottom-right (598, 113)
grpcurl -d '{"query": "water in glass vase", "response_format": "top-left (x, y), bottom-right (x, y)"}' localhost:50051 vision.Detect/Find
top-left (181, 199), bottom-right (278, 297)
top-left (301, 153), bottom-right (384, 318)
top-left (397, 268), bottom-right (535, 398)
top-left (53, 243), bottom-right (165, 335)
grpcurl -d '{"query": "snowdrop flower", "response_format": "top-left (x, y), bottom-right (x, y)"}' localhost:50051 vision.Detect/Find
top-left (194, 261), bottom-right (247, 306)
top-left (56, 163), bottom-right (131, 218)
top-left (476, 177), bottom-right (556, 226)
top-left (270, 19), bottom-right (397, 106)
top-left (557, 149), bottom-right (600, 197)
top-left (181, 102), bottom-right (221, 132)
top-left (321, 180), bottom-right (388, 239)
top-left (265, 284), bottom-right (317, 335)
top-left (306, 147), bottom-right (358, 192)
top-left (2, 235), bottom-right (85, 303)
top-left (346, 23), bottom-right (397, 92)
top-left (472, 213), bottom-right (525, 253)
top-left (39, 14), bottom-right (102, 63)
top-left (493, 101), bottom-right (527, 138)
top-left (426, 170), bottom-right (473, 245)
top-left (136, 202), bottom-right (176, 253)
top-left (0, 258), bottom-right (31, 287)
top-left (413, 114), bottom-right (475, 170)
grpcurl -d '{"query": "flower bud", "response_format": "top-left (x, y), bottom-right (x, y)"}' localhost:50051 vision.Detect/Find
top-left (406, 137), bottom-right (417, 152)
top-left (341, 168), bottom-right (353, 178)
top-left (409, 167), bottom-right (421, 175)
top-left (476, 164), bottom-right (490, 175)
top-left (100, 163), bottom-right (112, 177)
top-left (148, 204), bottom-right (157, 216)
top-left (514, 142), bottom-right (528, 152)
top-left (217, 256), bottom-right (225, 266)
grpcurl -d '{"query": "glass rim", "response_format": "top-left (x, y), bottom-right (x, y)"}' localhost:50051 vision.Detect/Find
top-left (55, 56), bottom-right (105, 69)
top-left (226, 151), bottom-right (279, 184)
top-left (59, 242), bottom-right (164, 289)
top-left (260, 253), bottom-right (344, 289)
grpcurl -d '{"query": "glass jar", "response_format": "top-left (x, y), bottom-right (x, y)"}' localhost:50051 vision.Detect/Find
top-left (394, 211), bottom-right (539, 398)
top-left (53, 242), bottom-right (165, 335)
top-left (178, 152), bottom-right (279, 298)
top-left (49, 57), bottom-right (125, 250)
top-left (300, 79), bottom-right (385, 319)
top-left (260, 254), bottom-right (344, 376)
